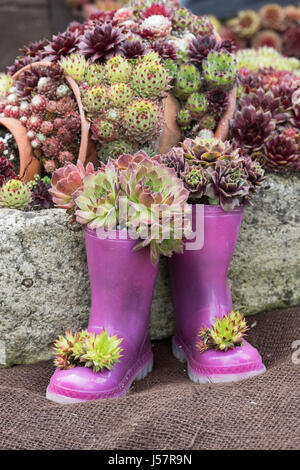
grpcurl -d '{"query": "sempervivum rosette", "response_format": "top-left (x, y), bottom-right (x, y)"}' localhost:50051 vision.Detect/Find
top-left (117, 152), bottom-right (190, 264)
top-left (160, 131), bottom-right (265, 211)
top-left (205, 158), bottom-right (251, 211)
top-left (50, 151), bottom-right (190, 264)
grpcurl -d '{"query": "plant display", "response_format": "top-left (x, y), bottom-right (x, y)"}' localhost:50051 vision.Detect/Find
top-left (0, 152), bottom-right (18, 187)
top-left (196, 311), bottom-right (249, 353)
top-left (10, 64), bottom-right (81, 173)
top-left (60, 51), bottom-right (171, 161)
top-left (4, 0), bottom-right (237, 166)
top-left (220, 3), bottom-right (300, 58)
top-left (53, 328), bottom-right (123, 372)
top-left (50, 152), bottom-right (190, 263)
top-left (232, 67), bottom-right (300, 173)
top-left (160, 131), bottom-right (265, 211)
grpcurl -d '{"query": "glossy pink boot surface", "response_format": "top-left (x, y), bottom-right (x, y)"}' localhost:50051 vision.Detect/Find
top-left (170, 205), bottom-right (265, 384)
top-left (47, 229), bottom-right (158, 403)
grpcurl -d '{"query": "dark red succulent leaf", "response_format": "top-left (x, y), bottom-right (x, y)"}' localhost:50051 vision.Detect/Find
top-left (206, 88), bottom-right (229, 116)
top-left (264, 134), bottom-right (299, 171)
top-left (78, 22), bottom-right (124, 63)
top-left (44, 31), bottom-right (80, 62)
top-left (0, 156), bottom-right (18, 187)
top-left (141, 4), bottom-right (173, 19)
top-left (120, 40), bottom-right (146, 59)
top-left (150, 41), bottom-right (177, 60)
top-left (31, 179), bottom-right (55, 209)
top-left (231, 106), bottom-right (276, 150)
top-left (188, 34), bottom-right (217, 66)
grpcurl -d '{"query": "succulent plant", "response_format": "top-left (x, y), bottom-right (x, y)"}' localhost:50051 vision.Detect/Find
top-left (97, 139), bottom-right (136, 163)
top-left (283, 26), bottom-right (300, 58)
top-left (197, 311), bottom-right (248, 353)
top-left (172, 8), bottom-right (193, 32)
top-left (188, 34), bottom-right (217, 66)
top-left (131, 53), bottom-right (171, 99)
top-left (84, 63), bottom-right (105, 86)
top-left (231, 106), bottom-right (276, 152)
top-left (202, 50), bottom-right (237, 89)
top-left (82, 84), bottom-right (109, 113)
top-left (78, 23), bottom-right (124, 63)
top-left (205, 159), bottom-right (251, 211)
top-left (176, 109), bottom-right (192, 129)
top-left (181, 166), bottom-right (208, 200)
top-left (117, 154), bottom-right (190, 264)
top-left (185, 92), bottom-right (208, 119)
top-left (252, 30), bottom-right (282, 52)
top-left (49, 161), bottom-right (95, 211)
top-left (0, 179), bottom-right (32, 210)
top-left (182, 134), bottom-right (234, 166)
top-left (44, 31), bottom-right (80, 62)
top-left (259, 3), bottom-right (284, 30)
top-left (228, 10), bottom-right (261, 38)
top-left (0, 74), bottom-right (14, 99)
top-left (120, 40), bottom-right (146, 60)
top-left (206, 88), bottom-right (229, 116)
top-left (60, 54), bottom-right (89, 83)
top-left (104, 55), bottom-right (132, 84)
top-left (150, 41), bottom-right (177, 60)
top-left (28, 175), bottom-right (54, 210)
top-left (122, 99), bottom-right (161, 143)
top-left (0, 156), bottom-right (17, 187)
top-left (53, 328), bottom-right (123, 372)
top-left (173, 64), bottom-right (202, 101)
top-left (264, 135), bottom-right (298, 171)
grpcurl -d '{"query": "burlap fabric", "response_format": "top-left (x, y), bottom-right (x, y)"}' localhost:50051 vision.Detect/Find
top-left (0, 307), bottom-right (299, 450)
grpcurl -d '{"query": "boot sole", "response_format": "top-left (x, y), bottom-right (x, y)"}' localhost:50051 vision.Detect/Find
top-left (172, 341), bottom-right (266, 384)
top-left (46, 358), bottom-right (153, 404)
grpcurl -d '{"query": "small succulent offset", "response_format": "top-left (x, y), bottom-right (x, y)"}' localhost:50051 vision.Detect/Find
top-left (0, 179), bottom-right (32, 210)
top-left (196, 311), bottom-right (249, 353)
top-left (161, 132), bottom-right (265, 211)
top-left (51, 152), bottom-right (190, 264)
top-left (53, 329), bottom-right (123, 373)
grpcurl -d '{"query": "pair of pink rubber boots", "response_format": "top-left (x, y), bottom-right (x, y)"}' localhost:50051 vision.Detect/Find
top-left (47, 206), bottom-right (265, 403)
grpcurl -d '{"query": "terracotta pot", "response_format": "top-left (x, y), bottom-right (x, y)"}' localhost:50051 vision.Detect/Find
top-left (11, 61), bottom-right (96, 180)
top-left (158, 93), bottom-right (182, 154)
top-left (0, 116), bottom-right (40, 182)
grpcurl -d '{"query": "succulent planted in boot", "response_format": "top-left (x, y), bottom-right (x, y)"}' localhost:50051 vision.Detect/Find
top-left (205, 159), bottom-right (250, 211)
top-left (104, 55), bottom-right (132, 84)
top-left (53, 329), bottom-right (123, 372)
top-left (0, 179), bottom-right (32, 209)
top-left (197, 311), bottom-right (249, 353)
top-left (49, 161), bottom-right (95, 211)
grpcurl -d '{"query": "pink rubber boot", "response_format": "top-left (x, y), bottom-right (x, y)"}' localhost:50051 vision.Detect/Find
top-left (170, 205), bottom-right (266, 384)
top-left (46, 229), bottom-right (158, 403)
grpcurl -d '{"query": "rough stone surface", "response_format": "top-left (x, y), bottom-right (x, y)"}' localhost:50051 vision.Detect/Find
top-left (0, 173), bottom-right (299, 366)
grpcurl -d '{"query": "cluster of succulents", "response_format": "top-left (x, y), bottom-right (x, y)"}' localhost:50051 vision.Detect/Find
top-left (236, 47), bottom-right (300, 73)
top-left (0, 174), bottom-right (54, 211)
top-left (196, 311), bottom-right (249, 353)
top-left (5, 63), bottom-right (82, 173)
top-left (0, 140), bottom-right (18, 186)
top-left (53, 328), bottom-right (123, 372)
top-left (231, 68), bottom-right (300, 173)
top-left (160, 130), bottom-right (265, 211)
top-left (6, 1), bottom-right (237, 150)
top-left (60, 51), bottom-right (171, 161)
top-left (219, 3), bottom-right (300, 58)
top-left (50, 152), bottom-right (190, 263)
